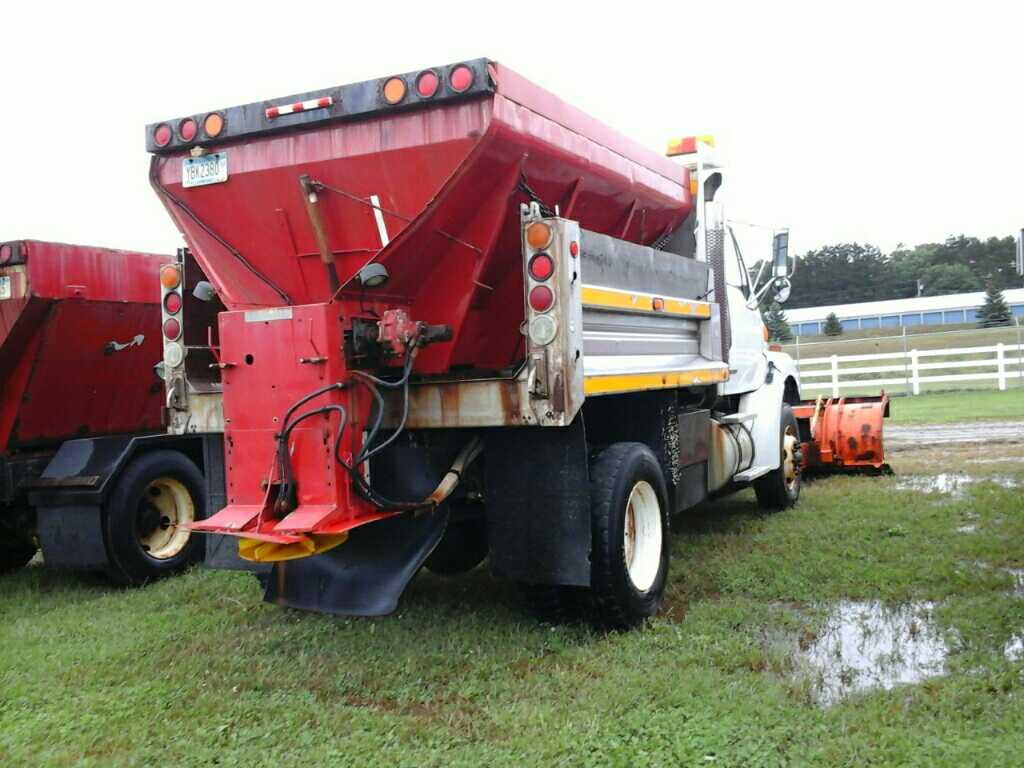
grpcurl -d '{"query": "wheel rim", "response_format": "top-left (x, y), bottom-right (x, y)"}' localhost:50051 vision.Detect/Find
top-left (136, 476), bottom-right (194, 560)
top-left (782, 426), bottom-right (800, 496)
top-left (623, 480), bottom-right (662, 592)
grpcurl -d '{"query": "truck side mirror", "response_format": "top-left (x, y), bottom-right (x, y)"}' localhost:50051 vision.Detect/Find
top-left (772, 231), bottom-right (790, 278)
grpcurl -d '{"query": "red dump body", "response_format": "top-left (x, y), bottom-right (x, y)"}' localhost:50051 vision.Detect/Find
top-left (0, 241), bottom-right (165, 453)
top-left (150, 60), bottom-right (692, 375)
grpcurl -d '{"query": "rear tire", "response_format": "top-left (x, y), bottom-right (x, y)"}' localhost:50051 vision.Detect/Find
top-left (424, 514), bottom-right (488, 576)
top-left (103, 450), bottom-right (205, 585)
top-left (589, 442), bottom-right (670, 629)
top-left (754, 405), bottom-right (802, 511)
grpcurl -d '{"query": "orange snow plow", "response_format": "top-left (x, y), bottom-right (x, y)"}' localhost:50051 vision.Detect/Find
top-left (793, 394), bottom-right (891, 474)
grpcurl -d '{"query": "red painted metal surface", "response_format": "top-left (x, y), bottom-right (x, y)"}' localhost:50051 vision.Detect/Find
top-left (793, 394), bottom-right (890, 473)
top-left (0, 241), bottom-right (166, 453)
top-left (151, 61), bottom-right (694, 540)
top-left (150, 61), bottom-right (692, 374)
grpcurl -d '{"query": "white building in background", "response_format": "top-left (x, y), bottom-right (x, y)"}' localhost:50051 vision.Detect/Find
top-left (785, 288), bottom-right (1024, 337)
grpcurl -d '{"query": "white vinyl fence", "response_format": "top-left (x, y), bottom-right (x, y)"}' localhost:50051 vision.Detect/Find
top-left (798, 342), bottom-right (1024, 396)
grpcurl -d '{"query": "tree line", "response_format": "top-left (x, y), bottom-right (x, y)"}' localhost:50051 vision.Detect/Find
top-left (784, 234), bottom-right (1021, 310)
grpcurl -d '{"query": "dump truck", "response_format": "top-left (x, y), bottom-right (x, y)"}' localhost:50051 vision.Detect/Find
top-left (137, 59), bottom-right (886, 626)
top-left (0, 240), bottom-right (210, 582)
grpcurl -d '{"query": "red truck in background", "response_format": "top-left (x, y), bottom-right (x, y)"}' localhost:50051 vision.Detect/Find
top-left (0, 240), bottom-right (209, 582)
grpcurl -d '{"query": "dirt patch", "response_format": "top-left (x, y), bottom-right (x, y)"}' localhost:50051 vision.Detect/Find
top-left (887, 422), bottom-right (1024, 450)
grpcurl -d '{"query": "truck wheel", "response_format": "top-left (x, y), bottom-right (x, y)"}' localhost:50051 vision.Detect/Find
top-left (103, 450), bottom-right (205, 585)
top-left (425, 515), bottom-right (488, 576)
top-left (754, 405), bottom-right (802, 511)
top-left (589, 443), bottom-right (670, 629)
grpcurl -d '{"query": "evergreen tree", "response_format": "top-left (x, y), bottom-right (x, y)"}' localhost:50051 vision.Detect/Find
top-left (763, 302), bottom-right (793, 342)
top-left (823, 312), bottom-right (843, 336)
top-left (976, 283), bottom-right (1013, 327)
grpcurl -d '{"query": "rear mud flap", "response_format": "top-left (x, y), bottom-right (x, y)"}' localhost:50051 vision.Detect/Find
top-left (264, 508), bottom-right (449, 617)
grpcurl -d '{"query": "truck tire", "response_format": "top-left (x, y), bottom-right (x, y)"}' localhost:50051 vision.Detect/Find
top-left (103, 450), bottom-right (205, 585)
top-left (754, 405), bottom-right (802, 511)
top-left (589, 442), bottom-right (670, 629)
top-left (425, 516), bottom-right (488, 576)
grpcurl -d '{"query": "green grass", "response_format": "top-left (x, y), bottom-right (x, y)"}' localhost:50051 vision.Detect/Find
top-left (786, 324), bottom-right (1023, 356)
top-left (886, 389), bottom-right (1024, 424)
top-left (3, 444), bottom-right (1024, 766)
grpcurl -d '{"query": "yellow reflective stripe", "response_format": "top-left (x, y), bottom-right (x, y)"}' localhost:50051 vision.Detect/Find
top-left (584, 367), bottom-right (728, 396)
top-left (580, 285), bottom-right (711, 318)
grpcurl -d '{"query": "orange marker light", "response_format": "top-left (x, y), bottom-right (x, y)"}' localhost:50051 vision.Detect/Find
top-left (526, 222), bottom-right (552, 250)
top-left (204, 112), bottom-right (225, 138)
top-left (652, 297), bottom-right (665, 311)
top-left (383, 77), bottom-right (407, 105)
top-left (160, 265), bottom-right (181, 290)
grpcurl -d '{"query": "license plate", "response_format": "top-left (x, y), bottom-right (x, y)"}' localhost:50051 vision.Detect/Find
top-left (0, 276), bottom-right (10, 300)
top-left (182, 152), bottom-right (228, 188)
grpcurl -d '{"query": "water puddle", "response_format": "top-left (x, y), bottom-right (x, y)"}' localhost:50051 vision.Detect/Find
top-left (797, 601), bottom-right (948, 706)
top-left (896, 473), bottom-right (1019, 500)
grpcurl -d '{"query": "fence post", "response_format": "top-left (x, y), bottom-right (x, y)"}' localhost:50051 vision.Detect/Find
top-left (902, 327), bottom-right (910, 395)
top-left (996, 342), bottom-right (1006, 391)
top-left (910, 349), bottom-right (920, 395)
top-left (830, 354), bottom-right (839, 397)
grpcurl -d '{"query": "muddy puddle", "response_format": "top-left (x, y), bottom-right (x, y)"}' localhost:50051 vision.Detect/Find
top-left (895, 473), bottom-right (1019, 499)
top-left (796, 601), bottom-right (948, 706)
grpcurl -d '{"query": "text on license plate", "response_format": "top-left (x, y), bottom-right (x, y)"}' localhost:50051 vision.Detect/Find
top-left (182, 152), bottom-right (228, 188)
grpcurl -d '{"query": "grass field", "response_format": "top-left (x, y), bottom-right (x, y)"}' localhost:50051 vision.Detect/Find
top-left (886, 389), bottom-right (1024, 424)
top-left (3, 445), bottom-right (1024, 765)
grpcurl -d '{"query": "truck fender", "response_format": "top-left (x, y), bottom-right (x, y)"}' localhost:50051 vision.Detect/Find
top-left (736, 352), bottom-right (801, 472)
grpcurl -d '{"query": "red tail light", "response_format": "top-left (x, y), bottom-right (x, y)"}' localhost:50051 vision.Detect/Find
top-left (449, 64), bottom-right (473, 93)
top-left (154, 124), bottom-right (172, 147)
top-left (164, 292), bottom-right (182, 314)
top-left (529, 253), bottom-right (554, 281)
top-left (163, 318), bottom-right (181, 340)
top-left (529, 285), bottom-right (554, 312)
top-left (178, 118), bottom-right (198, 142)
top-left (416, 71), bottom-right (439, 98)
top-left (0, 244), bottom-right (11, 264)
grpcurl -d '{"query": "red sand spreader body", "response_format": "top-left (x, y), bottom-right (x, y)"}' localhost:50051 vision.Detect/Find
top-left (147, 60), bottom-right (888, 624)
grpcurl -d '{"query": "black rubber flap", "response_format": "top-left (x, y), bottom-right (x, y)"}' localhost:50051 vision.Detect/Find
top-left (264, 508), bottom-right (449, 617)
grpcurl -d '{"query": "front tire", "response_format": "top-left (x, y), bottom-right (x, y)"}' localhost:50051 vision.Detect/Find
top-left (754, 404), bottom-right (802, 510)
top-left (103, 450), bottom-right (205, 585)
top-left (589, 443), bottom-right (670, 629)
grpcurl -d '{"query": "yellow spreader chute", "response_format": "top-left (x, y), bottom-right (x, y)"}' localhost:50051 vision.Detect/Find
top-left (238, 532), bottom-right (349, 563)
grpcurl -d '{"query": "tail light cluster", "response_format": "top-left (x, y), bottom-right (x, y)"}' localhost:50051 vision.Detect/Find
top-left (147, 59), bottom-right (490, 154)
top-left (524, 221), bottom-right (561, 345)
top-left (160, 264), bottom-right (185, 369)
top-left (520, 209), bottom-right (584, 424)
top-left (152, 111), bottom-right (226, 149)
top-left (380, 63), bottom-right (474, 107)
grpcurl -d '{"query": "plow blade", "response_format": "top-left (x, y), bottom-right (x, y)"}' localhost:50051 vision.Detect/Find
top-left (263, 509), bottom-right (450, 617)
top-left (793, 394), bottom-right (890, 474)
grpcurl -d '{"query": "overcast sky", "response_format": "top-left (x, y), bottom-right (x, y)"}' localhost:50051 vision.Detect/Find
top-left (2, 1), bottom-right (1021, 260)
